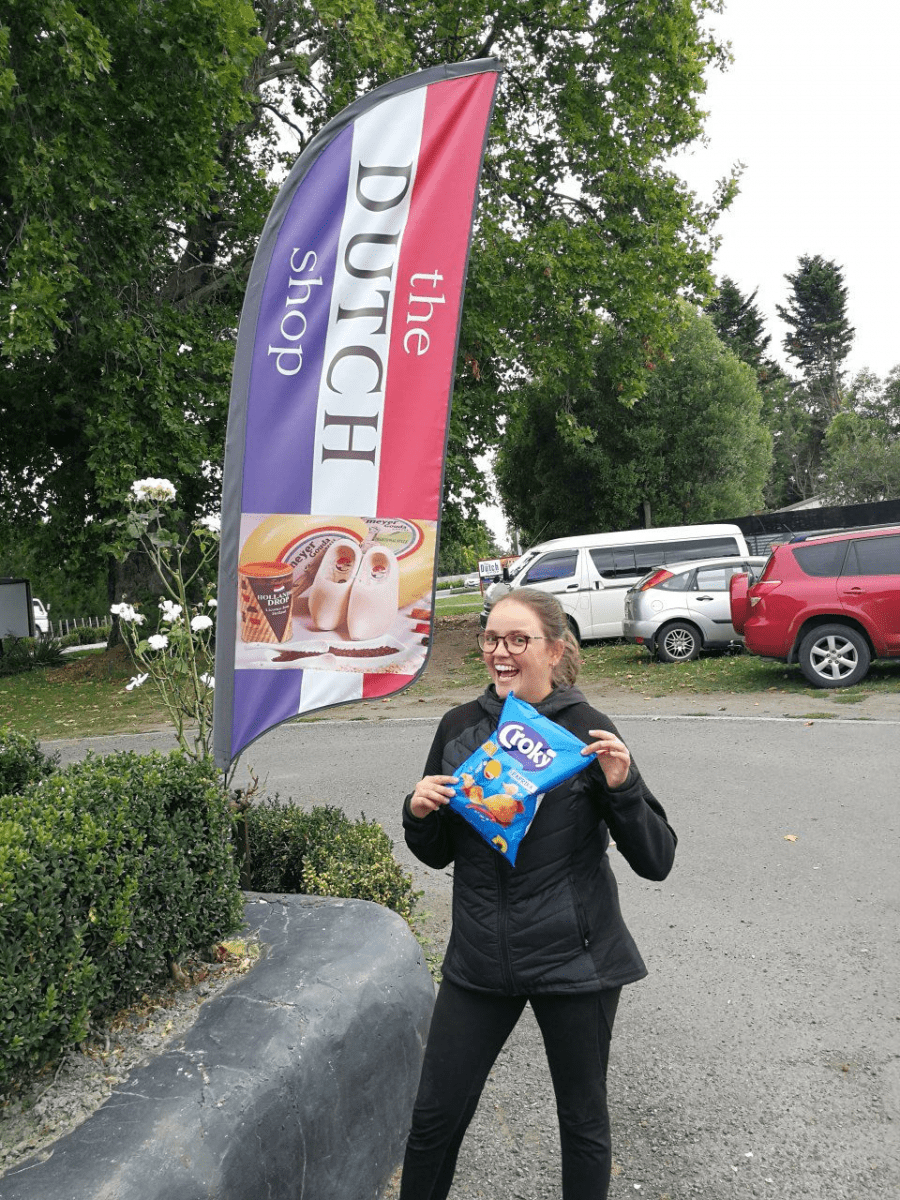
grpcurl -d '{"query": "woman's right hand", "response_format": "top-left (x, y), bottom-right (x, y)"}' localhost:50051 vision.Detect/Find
top-left (409, 774), bottom-right (458, 819)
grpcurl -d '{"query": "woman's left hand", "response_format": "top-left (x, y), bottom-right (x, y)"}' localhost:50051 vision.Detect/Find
top-left (582, 729), bottom-right (632, 790)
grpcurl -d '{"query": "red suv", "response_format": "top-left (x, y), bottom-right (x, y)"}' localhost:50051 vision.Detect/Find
top-left (730, 527), bottom-right (900, 687)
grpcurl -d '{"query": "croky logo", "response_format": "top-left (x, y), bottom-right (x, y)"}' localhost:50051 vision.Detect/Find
top-left (497, 722), bottom-right (557, 771)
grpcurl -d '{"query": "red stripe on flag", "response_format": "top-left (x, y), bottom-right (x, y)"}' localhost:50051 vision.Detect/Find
top-left (362, 672), bottom-right (416, 699)
top-left (377, 73), bottom-right (496, 519)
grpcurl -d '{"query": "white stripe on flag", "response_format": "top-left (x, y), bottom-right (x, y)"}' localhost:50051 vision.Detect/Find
top-left (310, 88), bottom-right (427, 516)
top-left (298, 669), bottom-right (364, 715)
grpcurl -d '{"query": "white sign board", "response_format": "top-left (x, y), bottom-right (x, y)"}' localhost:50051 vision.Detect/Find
top-left (0, 579), bottom-right (34, 639)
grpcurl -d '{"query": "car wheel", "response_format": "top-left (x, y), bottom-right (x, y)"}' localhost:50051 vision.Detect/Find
top-left (566, 615), bottom-right (581, 646)
top-left (798, 624), bottom-right (871, 688)
top-left (656, 622), bottom-right (701, 663)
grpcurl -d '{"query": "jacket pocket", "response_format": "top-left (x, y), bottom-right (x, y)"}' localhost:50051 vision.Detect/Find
top-left (568, 875), bottom-right (591, 950)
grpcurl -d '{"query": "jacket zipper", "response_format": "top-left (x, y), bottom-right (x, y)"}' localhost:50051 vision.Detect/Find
top-left (495, 854), bottom-right (516, 991)
top-left (569, 874), bottom-right (591, 950)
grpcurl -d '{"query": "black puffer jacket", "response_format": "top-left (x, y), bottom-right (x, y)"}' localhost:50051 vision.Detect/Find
top-left (403, 685), bottom-right (676, 995)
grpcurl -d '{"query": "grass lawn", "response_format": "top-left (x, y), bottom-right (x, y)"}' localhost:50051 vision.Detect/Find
top-left (433, 590), bottom-right (485, 615)
top-left (577, 639), bottom-right (900, 700)
top-left (0, 645), bottom-right (170, 741)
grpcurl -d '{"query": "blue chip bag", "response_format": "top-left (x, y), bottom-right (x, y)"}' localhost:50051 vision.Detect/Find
top-left (447, 692), bottom-right (595, 865)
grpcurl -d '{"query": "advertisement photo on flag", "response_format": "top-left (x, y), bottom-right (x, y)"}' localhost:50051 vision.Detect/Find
top-left (214, 59), bottom-right (503, 769)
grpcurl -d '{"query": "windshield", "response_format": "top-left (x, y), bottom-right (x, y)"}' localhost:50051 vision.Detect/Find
top-left (507, 552), bottom-right (538, 582)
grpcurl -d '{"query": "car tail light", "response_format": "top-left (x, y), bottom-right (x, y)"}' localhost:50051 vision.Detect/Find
top-left (749, 580), bottom-right (781, 607)
top-left (640, 569), bottom-right (673, 591)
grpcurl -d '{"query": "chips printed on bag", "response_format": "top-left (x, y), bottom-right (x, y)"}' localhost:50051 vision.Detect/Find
top-left (448, 693), bottom-right (595, 865)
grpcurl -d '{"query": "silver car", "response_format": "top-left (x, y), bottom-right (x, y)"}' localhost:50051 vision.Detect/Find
top-left (623, 556), bottom-right (768, 662)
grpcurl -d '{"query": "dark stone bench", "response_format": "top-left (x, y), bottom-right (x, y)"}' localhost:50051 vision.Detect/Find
top-left (0, 894), bottom-right (434, 1200)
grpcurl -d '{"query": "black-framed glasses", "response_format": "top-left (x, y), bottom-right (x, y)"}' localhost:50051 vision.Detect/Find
top-left (476, 632), bottom-right (545, 655)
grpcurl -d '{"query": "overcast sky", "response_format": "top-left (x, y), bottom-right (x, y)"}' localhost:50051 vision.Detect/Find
top-left (675, 0), bottom-right (900, 382)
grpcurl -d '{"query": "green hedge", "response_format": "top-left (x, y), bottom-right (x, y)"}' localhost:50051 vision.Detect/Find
top-left (244, 800), bottom-right (418, 927)
top-left (0, 727), bottom-right (59, 794)
top-left (0, 751), bottom-right (242, 1088)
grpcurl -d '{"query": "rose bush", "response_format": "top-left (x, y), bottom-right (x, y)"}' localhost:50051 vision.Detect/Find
top-left (110, 479), bottom-right (219, 762)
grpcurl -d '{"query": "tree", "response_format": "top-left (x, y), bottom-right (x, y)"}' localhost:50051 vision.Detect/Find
top-left (495, 303), bottom-right (771, 544)
top-left (776, 254), bottom-right (854, 415)
top-left (1, 0), bottom-right (734, 597)
top-left (436, 514), bottom-right (498, 576)
top-left (705, 276), bottom-right (772, 376)
top-left (819, 366), bottom-right (900, 504)
top-left (766, 384), bottom-right (823, 506)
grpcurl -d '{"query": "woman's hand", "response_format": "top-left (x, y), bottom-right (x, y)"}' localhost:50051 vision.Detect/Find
top-left (582, 729), bottom-right (632, 790)
top-left (409, 774), bottom-right (458, 819)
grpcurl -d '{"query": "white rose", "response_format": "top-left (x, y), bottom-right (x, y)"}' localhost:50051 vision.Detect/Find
top-left (191, 614), bottom-right (214, 632)
top-left (131, 477), bottom-right (177, 503)
top-left (147, 634), bottom-right (169, 650)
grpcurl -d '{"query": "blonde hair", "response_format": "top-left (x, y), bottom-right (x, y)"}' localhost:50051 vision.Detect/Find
top-left (491, 587), bottom-right (580, 688)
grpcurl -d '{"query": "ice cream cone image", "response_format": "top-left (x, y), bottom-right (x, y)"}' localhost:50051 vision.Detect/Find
top-left (308, 539), bottom-right (362, 631)
top-left (239, 562), bottom-right (294, 644)
top-left (346, 546), bottom-right (399, 641)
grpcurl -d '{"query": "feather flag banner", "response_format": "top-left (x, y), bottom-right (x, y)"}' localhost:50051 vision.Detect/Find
top-left (214, 60), bottom-right (502, 769)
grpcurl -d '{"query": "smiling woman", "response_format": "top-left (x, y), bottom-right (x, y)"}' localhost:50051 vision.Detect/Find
top-left (398, 586), bottom-right (677, 1200)
top-left (479, 596), bottom-right (568, 704)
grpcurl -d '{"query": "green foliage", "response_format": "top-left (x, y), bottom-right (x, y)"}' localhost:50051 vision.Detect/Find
top-left (437, 514), bottom-right (499, 575)
top-left (61, 623), bottom-right (112, 647)
top-left (0, 727), bottom-right (59, 793)
top-left (497, 303), bottom-right (771, 541)
top-left (0, 524), bottom-right (109, 621)
top-left (244, 800), bottom-right (418, 927)
top-left (0, 637), bottom-right (66, 676)
top-left (776, 254), bottom-right (854, 413)
top-left (0, 751), bottom-right (242, 1086)
top-left (1, 0), bottom-right (733, 585)
top-left (819, 366), bottom-right (900, 503)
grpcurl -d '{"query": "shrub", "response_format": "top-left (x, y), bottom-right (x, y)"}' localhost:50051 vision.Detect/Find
top-left (244, 800), bottom-right (418, 927)
top-left (0, 751), bottom-right (242, 1087)
top-left (58, 624), bottom-right (112, 648)
top-left (0, 637), bottom-right (65, 675)
top-left (0, 727), bottom-right (59, 794)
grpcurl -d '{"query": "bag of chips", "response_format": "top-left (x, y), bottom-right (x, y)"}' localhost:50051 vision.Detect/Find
top-left (448, 692), bottom-right (595, 865)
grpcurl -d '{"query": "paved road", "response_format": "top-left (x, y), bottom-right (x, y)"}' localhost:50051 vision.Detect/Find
top-left (51, 711), bottom-right (900, 1198)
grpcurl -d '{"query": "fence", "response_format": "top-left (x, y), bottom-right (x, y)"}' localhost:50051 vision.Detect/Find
top-left (47, 615), bottom-right (109, 639)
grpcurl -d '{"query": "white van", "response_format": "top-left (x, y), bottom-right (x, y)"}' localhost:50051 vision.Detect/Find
top-left (481, 524), bottom-right (750, 641)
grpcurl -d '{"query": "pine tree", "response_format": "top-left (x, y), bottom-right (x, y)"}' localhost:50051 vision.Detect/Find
top-left (776, 255), bottom-right (854, 415)
top-left (705, 277), bottom-right (771, 375)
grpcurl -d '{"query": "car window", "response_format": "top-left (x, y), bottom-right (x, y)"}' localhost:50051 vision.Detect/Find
top-left (792, 541), bottom-right (848, 577)
top-left (842, 534), bottom-right (900, 576)
top-left (590, 538), bottom-right (742, 578)
top-left (523, 550), bottom-right (578, 584)
top-left (656, 570), bottom-right (693, 591)
top-left (694, 566), bottom-right (738, 591)
top-left (589, 547), bottom-right (636, 578)
top-left (662, 537), bottom-right (741, 562)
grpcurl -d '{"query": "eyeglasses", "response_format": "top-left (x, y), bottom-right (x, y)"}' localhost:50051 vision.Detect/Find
top-left (476, 632), bottom-right (545, 655)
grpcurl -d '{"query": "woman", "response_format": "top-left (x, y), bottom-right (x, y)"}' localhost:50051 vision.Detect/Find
top-left (400, 588), bottom-right (676, 1200)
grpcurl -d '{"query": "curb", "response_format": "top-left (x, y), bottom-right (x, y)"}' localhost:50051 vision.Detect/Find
top-left (0, 894), bottom-right (434, 1200)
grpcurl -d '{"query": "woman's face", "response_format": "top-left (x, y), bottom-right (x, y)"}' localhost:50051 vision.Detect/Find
top-left (482, 599), bottom-right (562, 704)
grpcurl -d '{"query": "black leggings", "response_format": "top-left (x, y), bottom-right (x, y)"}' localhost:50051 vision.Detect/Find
top-left (399, 979), bottom-right (621, 1200)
